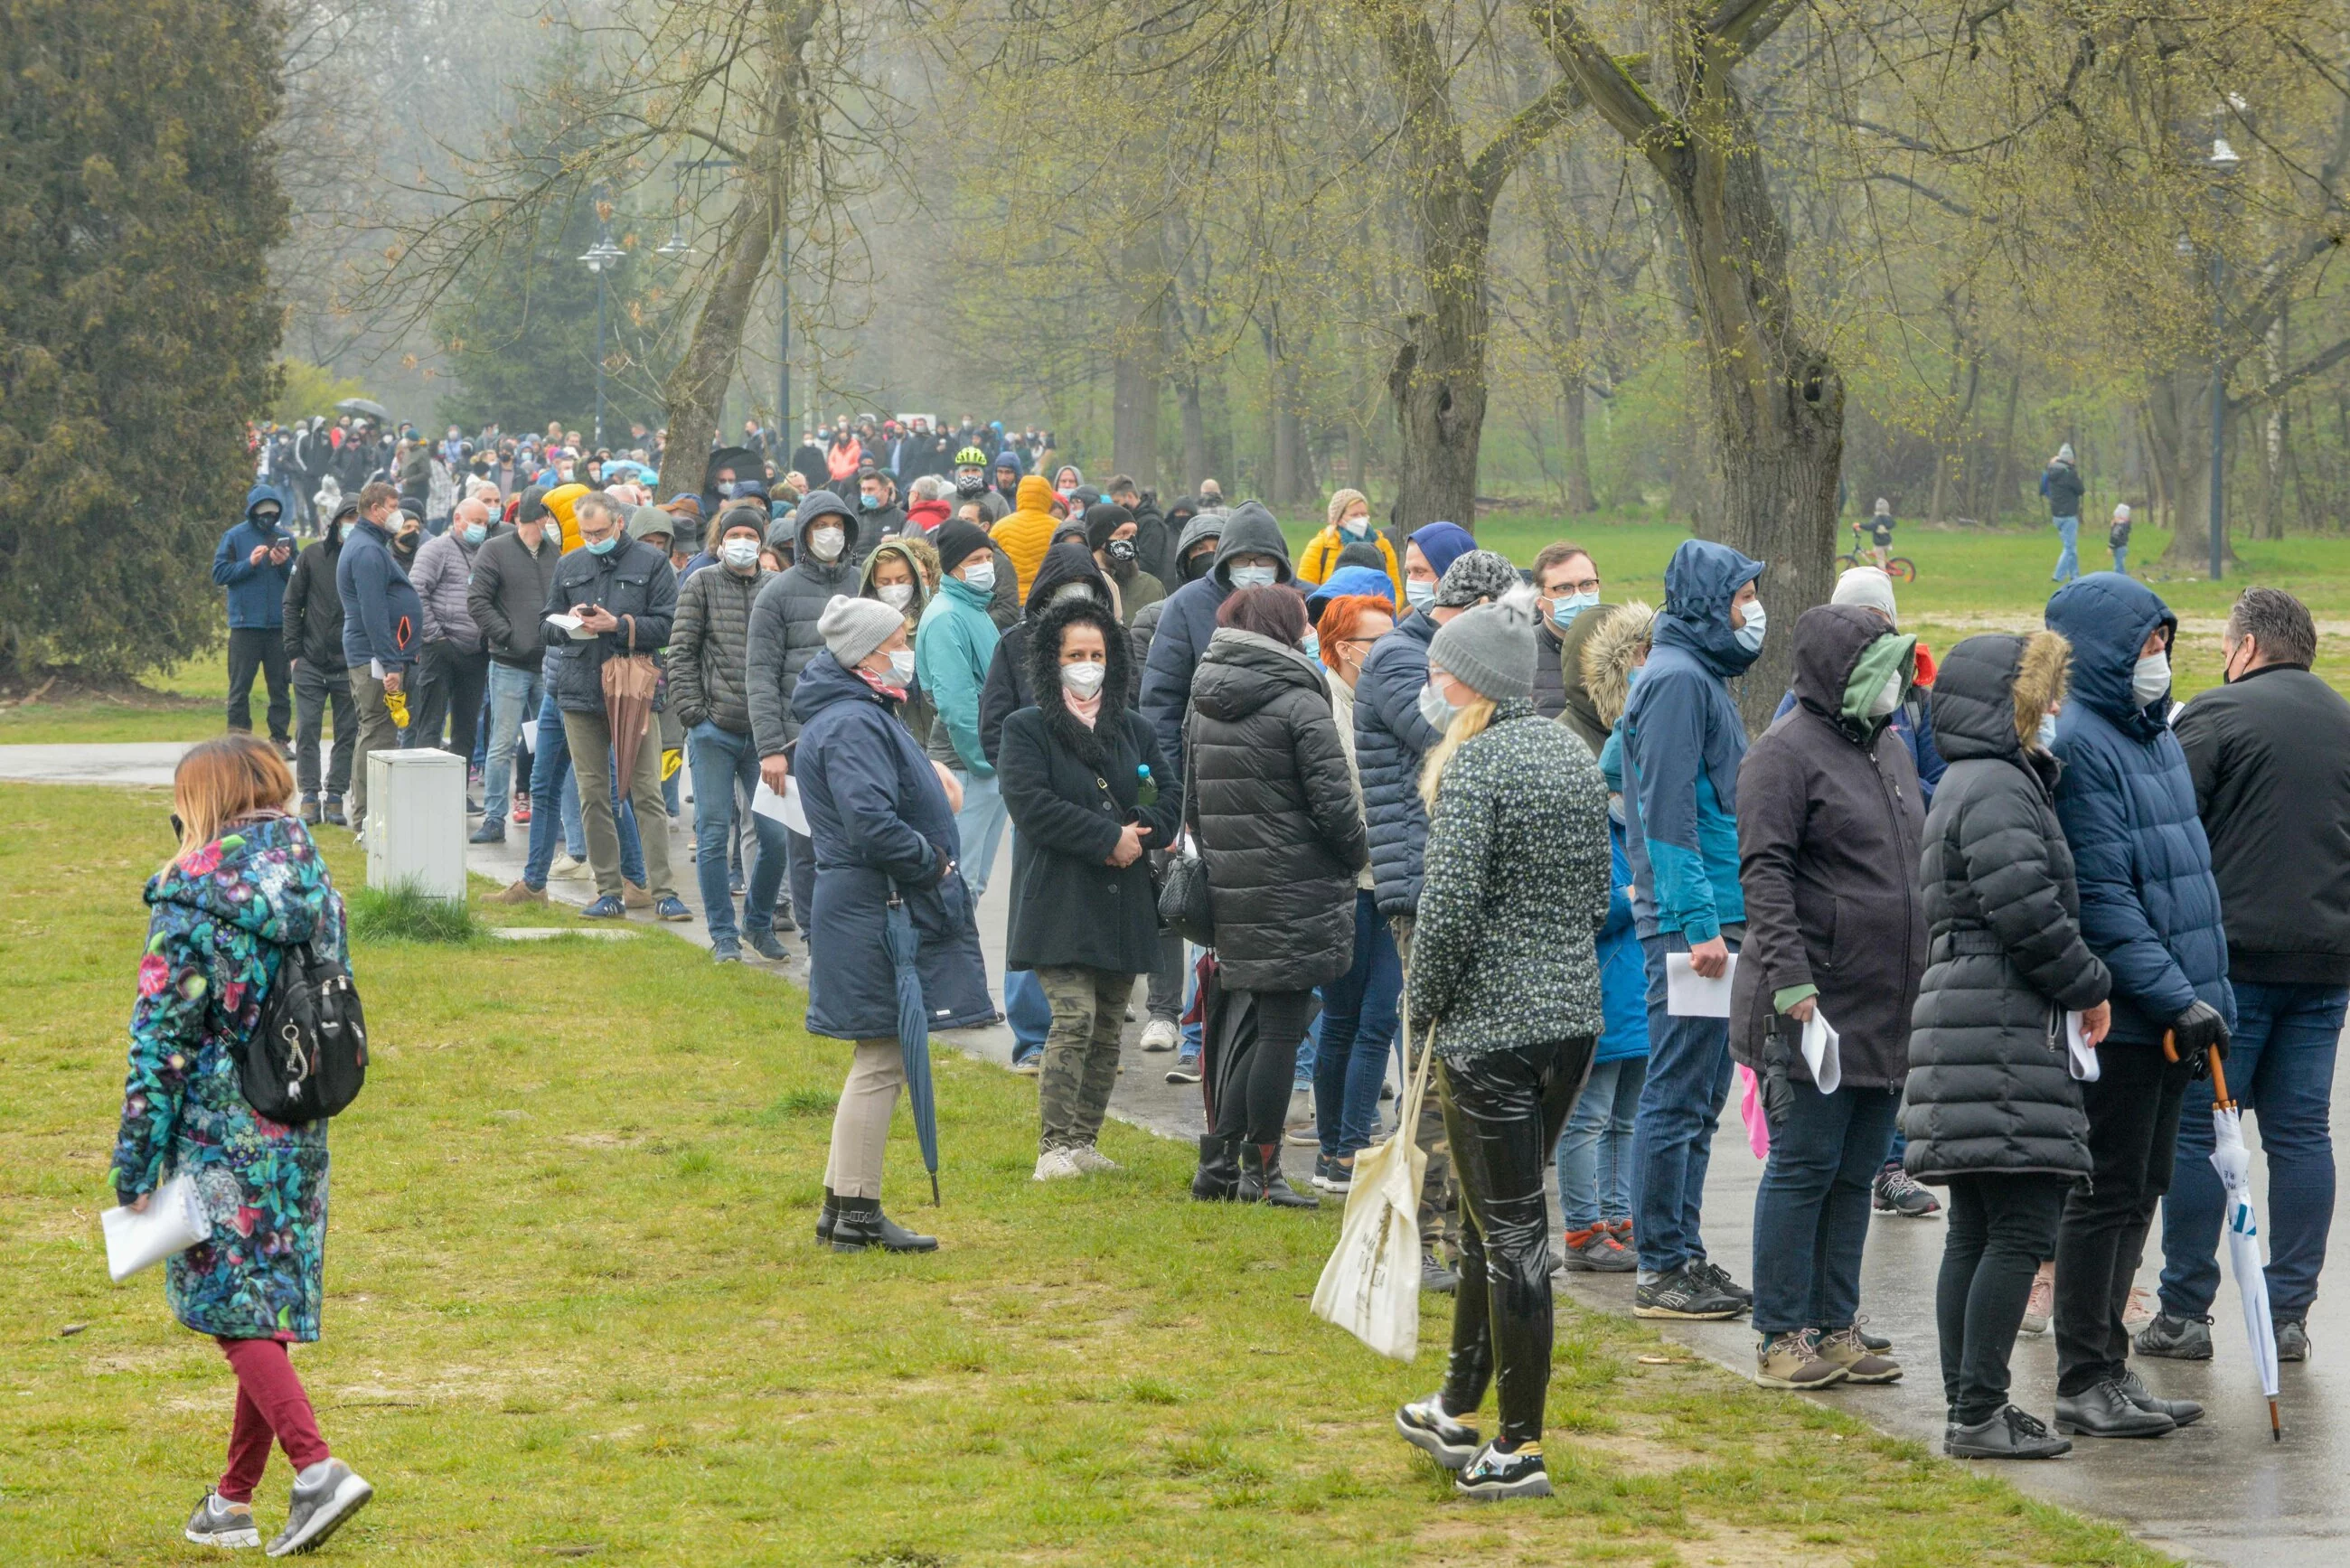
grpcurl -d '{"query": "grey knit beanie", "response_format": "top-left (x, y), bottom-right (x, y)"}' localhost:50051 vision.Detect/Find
top-left (1435, 548), bottom-right (1520, 609)
top-left (818, 593), bottom-right (903, 670)
top-left (1428, 587), bottom-right (1539, 703)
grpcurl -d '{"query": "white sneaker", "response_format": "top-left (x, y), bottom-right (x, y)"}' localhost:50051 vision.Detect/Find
top-left (1032, 1148), bottom-right (1083, 1181)
top-left (550, 853), bottom-right (592, 880)
top-left (1068, 1143), bottom-right (1118, 1173)
top-left (1139, 1019), bottom-right (1180, 1053)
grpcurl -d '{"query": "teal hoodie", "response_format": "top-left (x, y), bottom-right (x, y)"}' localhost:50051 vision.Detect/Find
top-left (917, 572), bottom-right (1002, 774)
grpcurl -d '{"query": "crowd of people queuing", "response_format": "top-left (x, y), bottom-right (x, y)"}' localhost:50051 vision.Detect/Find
top-left (115, 405), bottom-right (2350, 1548)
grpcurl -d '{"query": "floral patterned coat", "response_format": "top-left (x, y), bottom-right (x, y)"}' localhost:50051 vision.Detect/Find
top-left (110, 815), bottom-right (346, 1342)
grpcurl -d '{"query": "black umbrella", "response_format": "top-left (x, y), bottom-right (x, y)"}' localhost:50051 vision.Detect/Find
top-left (883, 893), bottom-right (942, 1204)
top-left (335, 397), bottom-right (390, 420)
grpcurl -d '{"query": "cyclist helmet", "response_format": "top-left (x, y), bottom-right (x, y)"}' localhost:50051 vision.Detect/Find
top-left (954, 446), bottom-right (990, 467)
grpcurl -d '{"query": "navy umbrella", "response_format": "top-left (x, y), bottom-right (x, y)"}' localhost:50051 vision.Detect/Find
top-left (884, 893), bottom-right (942, 1204)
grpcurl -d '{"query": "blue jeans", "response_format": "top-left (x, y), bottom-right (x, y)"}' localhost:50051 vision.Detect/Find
top-left (1294, 1010), bottom-right (1321, 1086)
top-left (688, 723), bottom-right (786, 944)
top-left (522, 693), bottom-right (644, 888)
top-left (2052, 515), bottom-right (2081, 583)
top-left (1751, 1082), bottom-right (1900, 1335)
top-left (2111, 545), bottom-right (2128, 576)
top-left (483, 662), bottom-right (541, 824)
top-left (1314, 891), bottom-right (1402, 1158)
top-left (1631, 931), bottom-right (1740, 1274)
top-left (1557, 1055), bottom-right (1647, 1230)
top-left (1008, 969), bottom-right (1051, 1059)
top-left (2159, 981), bottom-right (2345, 1321)
top-left (954, 769), bottom-right (1009, 900)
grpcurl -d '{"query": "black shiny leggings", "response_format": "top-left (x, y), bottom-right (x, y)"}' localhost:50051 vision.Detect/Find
top-left (1437, 1036), bottom-right (1594, 1447)
top-left (1209, 989), bottom-right (1314, 1146)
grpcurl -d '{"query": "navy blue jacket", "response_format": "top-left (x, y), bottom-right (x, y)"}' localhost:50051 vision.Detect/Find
top-left (540, 537), bottom-right (677, 714)
top-left (1354, 611), bottom-right (1442, 919)
top-left (2045, 573), bottom-right (2232, 1047)
top-left (791, 653), bottom-right (995, 1040)
top-left (335, 516), bottom-right (425, 671)
top-left (1137, 502), bottom-right (1292, 774)
top-left (212, 484), bottom-right (297, 630)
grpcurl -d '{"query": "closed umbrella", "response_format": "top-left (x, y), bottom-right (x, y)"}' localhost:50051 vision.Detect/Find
top-left (599, 625), bottom-right (659, 803)
top-left (2175, 1034), bottom-right (2282, 1441)
top-left (884, 894), bottom-right (942, 1204)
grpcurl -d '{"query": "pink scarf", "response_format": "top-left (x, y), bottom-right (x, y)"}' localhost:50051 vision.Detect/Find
top-left (1062, 689), bottom-right (1102, 728)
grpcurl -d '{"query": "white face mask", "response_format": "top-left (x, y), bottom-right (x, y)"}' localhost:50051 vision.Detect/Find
top-left (719, 537), bottom-right (762, 571)
top-left (808, 525), bottom-right (845, 562)
top-left (879, 647), bottom-right (915, 685)
top-left (1866, 671), bottom-right (1904, 719)
top-left (2131, 650), bottom-right (2172, 708)
top-left (1417, 681), bottom-right (1459, 733)
top-left (2035, 711), bottom-right (2060, 751)
top-left (1060, 661), bottom-right (1107, 698)
top-left (1734, 599), bottom-right (1767, 653)
top-left (960, 560), bottom-right (995, 593)
top-left (1227, 563), bottom-right (1277, 592)
top-left (1340, 514), bottom-right (1369, 539)
top-left (877, 581), bottom-right (914, 609)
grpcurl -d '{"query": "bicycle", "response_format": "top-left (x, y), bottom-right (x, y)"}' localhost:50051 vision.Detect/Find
top-left (1837, 522), bottom-right (1915, 582)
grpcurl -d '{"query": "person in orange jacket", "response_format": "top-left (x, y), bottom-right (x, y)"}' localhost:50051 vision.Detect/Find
top-left (990, 474), bottom-right (1060, 603)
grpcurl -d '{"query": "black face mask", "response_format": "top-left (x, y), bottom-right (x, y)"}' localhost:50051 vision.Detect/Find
top-left (954, 474), bottom-right (985, 497)
top-left (1103, 538), bottom-right (1138, 580)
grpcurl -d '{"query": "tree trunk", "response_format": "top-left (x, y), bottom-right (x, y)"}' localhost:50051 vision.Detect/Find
top-left (1111, 240), bottom-right (1164, 491)
top-left (1992, 367), bottom-right (2022, 523)
top-left (1177, 375), bottom-right (1208, 494)
top-left (2151, 362), bottom-right (2241, 572)
top-left (1545, 221), bottom-right (1596, 512)
top-left (658, 188), bottom-right (776, 498)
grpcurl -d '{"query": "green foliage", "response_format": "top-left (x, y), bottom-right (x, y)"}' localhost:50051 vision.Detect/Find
top-left (0, 0), bottom-right (287, 677)
top-left (272, 358), bottom-right (372, 426)
top-left (347, 880), bottom-right (483, 944)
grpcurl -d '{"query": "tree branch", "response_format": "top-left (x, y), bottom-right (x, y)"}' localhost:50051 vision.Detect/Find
top-left (2229, 331), bottom-right (2350, 418)
top-left (1525, 0), bottom-right (1668, 151)
top-left (1468, 76), bottom-right (1587, 210)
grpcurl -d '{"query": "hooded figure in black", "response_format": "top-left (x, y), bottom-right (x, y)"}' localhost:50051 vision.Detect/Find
top-left (978, 540), bottom-right (1118, 768)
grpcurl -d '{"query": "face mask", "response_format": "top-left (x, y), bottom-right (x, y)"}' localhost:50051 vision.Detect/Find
top-left (1607, 793), bottom-right (1626, 826)
top-left (960, 560), bottom-right (995, 594)
top-left (2035, 712), bottom-right (2060, 751)
top-left (1299, 630), bottom-right (1320, 661)
top-left (1417, 681), bottom-right (1459, 733)
top-left (720, 538), bottom-right (762, 571)
top-left (1405, 578), bottom-right (1438, 614)
top-left (461, 523), bottom-right (488, 546)
top-left (1340, 515), bottom-right (1369, 539)
top-left (1104, 538), bottom-right (1136, 565)
top-left (1227, 563), bottom-right (1276, 591)
top-left (808, 525), bottom-right (845, 562)
top-left (1053, 583), bottom-right (1095, 606)
top-left (878, 581), bottom-right (914, 609)
top-left (584, 534), bottom-right (618, 556)
top-left (2132, 651), bottom-right (2172, 707)
top-left (1734, 599), bottom-right (1766, 653)
top-left (860, 493), bottom-right (881, 511)
top-left (1550, 592), bottom-right (1598, 630)
top-left (1866, 671), bottom-right (1904, 719)
top-left (717, 480), bottom-right (742, 498)
top-left (1060, 661), bottom-right (1107, 698)
top-left (955, 474), bottom-right (985, 497)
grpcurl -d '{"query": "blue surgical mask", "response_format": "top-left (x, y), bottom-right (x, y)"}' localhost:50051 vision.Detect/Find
top-left (585, 534), bottom-right (619, 556)
top-left (1417, 681), bottom-right (1458, 733)
top-left (1405, 578), bottom-right (1438, 614)
top-left (462, 523), bottom-right (488, 546)
top-left (860, 493), bottom-right (880, 511)
top-left (1227, 563), bottom-right (1277, 591)
top-left (1550, 592), bottom-right (1598, 630)
top-left (1299, 630), bottom-right (1320, 661)
top-left (1733, 599), bottom-right (1766, 653)
top-left (2035, 712), bottom-right (2059, 751)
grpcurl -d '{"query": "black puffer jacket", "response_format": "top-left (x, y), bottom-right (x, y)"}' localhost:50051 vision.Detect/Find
top-left (979, 540), bottom-right (1118, 766)
top-left (668, 559), bottom-right (771, 734)
top-left (1902, 632), bottom-right (2111, 1185)
top-left (281, 531), bottom-right (346, 669)
top-left (745, 493), bottom-right (861, 754)
top-left (1187, 627), bottom-right (1368, 991)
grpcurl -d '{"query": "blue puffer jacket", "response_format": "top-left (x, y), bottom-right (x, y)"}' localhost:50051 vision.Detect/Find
top-left (1355, 611), bottom-right (1443, 919)
top-left (2045, 573), bottom-right (2233, 1047)
top-left (791, 652), bottom-right (996, 1041)
top-left (1594, 820), bottom-right (1649, 1062)
top-left (1622, 540), bottom-right (1763, 942)
top-left (212, 484), bottom-right (297, 630)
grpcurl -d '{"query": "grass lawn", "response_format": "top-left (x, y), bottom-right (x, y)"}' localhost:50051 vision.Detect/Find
top-left (0, 650), bottom-right (230, 747)
top-left (0, 782), bottom-right (2172, 1566)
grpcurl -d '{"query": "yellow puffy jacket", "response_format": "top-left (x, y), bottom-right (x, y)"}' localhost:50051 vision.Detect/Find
top-left (989, 474), bottom-right (1061, 601)
top-left (540, 483), bottom-right (590, 553)
top-left (1296, 525), bottom-right (1403, 604)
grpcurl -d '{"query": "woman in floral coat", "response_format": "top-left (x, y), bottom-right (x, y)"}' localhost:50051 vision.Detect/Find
top-left (110, 735), bottom-right (374, 1554)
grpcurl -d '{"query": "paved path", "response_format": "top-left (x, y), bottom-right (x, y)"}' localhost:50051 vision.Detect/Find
top-left (9, 741), bottom-right (2346, 1565)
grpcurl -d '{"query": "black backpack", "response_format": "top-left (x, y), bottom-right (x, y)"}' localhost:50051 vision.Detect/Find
top-left (238, 942), bottom-right (368, 1124)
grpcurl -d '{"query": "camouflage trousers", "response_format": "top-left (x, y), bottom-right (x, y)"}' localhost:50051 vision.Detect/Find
top-left (1036, 964), bottom-right (1132, 1152)
top-left (1391, 916), bottom-right (1459, 1256)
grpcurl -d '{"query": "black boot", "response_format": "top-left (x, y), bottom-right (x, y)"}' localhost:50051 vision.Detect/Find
top-left (1192, 1134), bottom-right (1240, 1201)
top-left (830, 1197), bottom-right (938, 1253)
top-left (814, 1187), bottom-right (838, 1245)
top-left (1240, 1142), bottom-right (1317, 1209)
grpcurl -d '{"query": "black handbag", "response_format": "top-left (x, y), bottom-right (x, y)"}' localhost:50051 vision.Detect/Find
top-left (238, 941), bottom-right (369, 1124)
top-left (1156, 709), bottom-right (1216, 946)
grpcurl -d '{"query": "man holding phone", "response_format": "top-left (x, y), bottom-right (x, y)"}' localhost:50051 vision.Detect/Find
top-left (213, 483), bottom-right (299, 755)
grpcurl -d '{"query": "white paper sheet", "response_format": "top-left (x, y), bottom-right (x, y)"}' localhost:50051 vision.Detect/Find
top-left (100, 1173), bottom-right (210, 1283)
top-left (1801, 1008), bottom-right (1842, 1094)
top-left (752, 777), bottom-right (808, 834)
top-left (1665, 951), bottom-right (1737, 1018)
top-left (543, 612), bottom-right (595, 641)
top-left (2065, 1009), bottom-right (2101, 1081)
top-left (517, 716), bottom-right (536, 755)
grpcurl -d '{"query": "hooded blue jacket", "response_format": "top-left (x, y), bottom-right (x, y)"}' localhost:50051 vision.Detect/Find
top-left (1355, 611), bottom-right (1443, 919)
top-left (1138, 501), bottom-right (1292, 773)
top-left (1622, 540), bottom-right (1763, 942)
top-left (212, 484), bottom-right (297, 629)
top-left (791, 652), bottom-right (996, 1040)
top-left (2045, 573), bottom-right (2233, 1047)
top-left (335, 515), bottom-right (426, 671)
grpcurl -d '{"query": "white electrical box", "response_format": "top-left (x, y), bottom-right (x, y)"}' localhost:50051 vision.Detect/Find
top-left (365, 747), bottom-right (467, 900)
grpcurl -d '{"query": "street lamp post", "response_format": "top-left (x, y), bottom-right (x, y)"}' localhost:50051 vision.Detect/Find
top-left (578, 233), bottom-right (626, 448)
top-left (2205, 134), bottom-right (2242, 582)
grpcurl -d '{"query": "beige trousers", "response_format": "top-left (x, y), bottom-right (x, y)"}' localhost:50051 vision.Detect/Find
top-left (560, 709), bottom-right (675, 899)
top-left (824, 1038), bottom-right (907, 1199)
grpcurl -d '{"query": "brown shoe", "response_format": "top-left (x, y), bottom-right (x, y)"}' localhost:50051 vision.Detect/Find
top-left (300, 798), bottom-right (324, 825)
top-left (1755, 1330), bottom-right (1849, 1390)
top-left (1815, 1324), bottom-right (1903, 1384)
top-left (486, 879), bottom-right (547, 905)
top-left (623, 881), bottom-right (653, 909)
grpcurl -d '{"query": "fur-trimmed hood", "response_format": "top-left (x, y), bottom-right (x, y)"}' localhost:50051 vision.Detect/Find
top-left (1579, 600), bottom-right (1655, 730)
top-left (1933, 631), bottom-right (2073, 765)
top-left (1025, 595), bottom-right (1131, 764)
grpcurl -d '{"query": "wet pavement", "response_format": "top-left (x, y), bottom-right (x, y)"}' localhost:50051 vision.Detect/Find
top-left (11, 741), bottom-right (2346, 1564)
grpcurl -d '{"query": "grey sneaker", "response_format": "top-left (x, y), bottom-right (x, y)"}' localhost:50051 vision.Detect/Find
top-left (1067, 1143), bottom-right (1118, 1173)
top-left (2276, 1317), bottom-right (2310, 1362)
top-left (1695, 1258), bottom-right (1753, 1304)
top-left (185, 1490), bottom-right (259, 1549)
top-left (2133, 1311), bottom-right (2214, 1360)
top-left (266, 1459), bottom-right (371, 1556)
top-left (1755, 1329), bottom-right (1849, 1390)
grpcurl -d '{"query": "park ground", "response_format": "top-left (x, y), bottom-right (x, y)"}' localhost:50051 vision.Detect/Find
top-left (0, 780), bottom-right (2184, 1566)
top-left (6, 517), bottom-right (2346, 751)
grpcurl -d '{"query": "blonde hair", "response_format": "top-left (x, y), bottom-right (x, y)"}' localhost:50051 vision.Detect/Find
top-left (1418, 692), bottom-right (1498, 809)
top-left (170, 735), bottom-right (295, 868)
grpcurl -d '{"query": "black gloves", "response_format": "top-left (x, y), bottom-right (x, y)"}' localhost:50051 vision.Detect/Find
top-left (2172, 1000), bottom-right (2231, 1078)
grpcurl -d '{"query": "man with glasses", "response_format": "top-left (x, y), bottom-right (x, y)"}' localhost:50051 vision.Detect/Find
top-left (1529, 543), bottom-right (1603, 725)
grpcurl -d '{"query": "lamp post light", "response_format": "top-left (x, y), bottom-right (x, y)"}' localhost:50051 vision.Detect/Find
top-left (578, 234), bottom-right (626, 448)
top-left (2205, 134), bottom-right (2242, 582)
